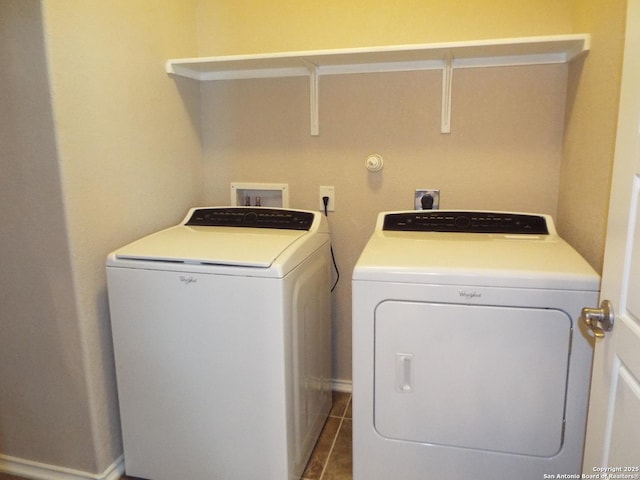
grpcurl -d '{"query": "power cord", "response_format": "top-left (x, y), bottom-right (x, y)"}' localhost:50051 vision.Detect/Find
top-left (322, 196), bottom-right (330, 217)
top-left (323, 196), bottom-right (340, 292)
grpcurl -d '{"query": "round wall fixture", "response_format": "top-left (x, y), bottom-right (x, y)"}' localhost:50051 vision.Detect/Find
top-left (366, 154), bottom-right (384, 172)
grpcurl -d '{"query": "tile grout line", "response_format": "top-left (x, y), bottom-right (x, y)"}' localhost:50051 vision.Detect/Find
top-left (318, 415), bottom-right (346, 480)
top-left (302, 394), bottom-right (350, 480)
top-left (318, 394), bottom-right (351, 480)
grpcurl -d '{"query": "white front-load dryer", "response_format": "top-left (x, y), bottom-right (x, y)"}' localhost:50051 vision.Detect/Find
top-left (352, 211), bottom-right (600, 480)
top-left (107, 207), bottom-right (332, 480)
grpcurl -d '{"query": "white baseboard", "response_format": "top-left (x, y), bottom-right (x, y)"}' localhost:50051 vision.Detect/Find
top-left (0, 454), bottom-right (124, 480)
top-left (331, 378), bottom-right (353, 393)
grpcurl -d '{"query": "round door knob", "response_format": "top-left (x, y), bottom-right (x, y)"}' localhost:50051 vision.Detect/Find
top-left (580, 300), bottom-right (614, 339)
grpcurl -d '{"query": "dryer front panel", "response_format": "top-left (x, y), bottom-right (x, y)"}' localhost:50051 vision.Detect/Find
top-left (374, 301), bottom-right (572, 457)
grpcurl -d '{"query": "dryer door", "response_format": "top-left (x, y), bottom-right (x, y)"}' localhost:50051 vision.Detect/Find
top-left (374, 301), bottom-right (572, 457)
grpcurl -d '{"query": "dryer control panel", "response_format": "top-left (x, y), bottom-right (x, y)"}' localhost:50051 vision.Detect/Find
top-left (186, 207), bottom-right (315, 230)
top-left (383, 211), bottom-right (549, 234)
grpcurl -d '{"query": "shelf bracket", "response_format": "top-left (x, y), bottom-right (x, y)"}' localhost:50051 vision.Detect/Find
top-left (304, 61), bottom-right (320, 136)
top-left (441, 54), bottom-right (454, 134)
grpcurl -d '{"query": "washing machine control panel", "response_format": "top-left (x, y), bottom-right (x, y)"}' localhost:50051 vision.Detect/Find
top-left (383, 211), bottom-right (549, 234)
top-left (186, 207), bottom-right (315, 230)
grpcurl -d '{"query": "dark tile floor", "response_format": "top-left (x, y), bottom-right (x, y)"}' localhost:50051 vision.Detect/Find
top-left (302, 391), bottom-right (352, 480)
top-left (0, 392), bottom-right (353, 480)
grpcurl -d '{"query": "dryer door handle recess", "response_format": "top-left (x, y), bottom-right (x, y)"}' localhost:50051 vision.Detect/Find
top-left (581, 300), bottom-right (615, 339)
top-left (395, 353), bottom-right (414, 393)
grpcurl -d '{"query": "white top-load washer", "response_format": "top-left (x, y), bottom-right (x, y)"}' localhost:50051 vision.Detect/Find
top-left (107, 207), bottom-right (332, 480)
top-left (352, 211), bottom-right (600, 480)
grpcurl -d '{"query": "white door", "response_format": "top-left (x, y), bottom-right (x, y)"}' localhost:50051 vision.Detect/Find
top-left (581, 0), bottom-right (640, 473)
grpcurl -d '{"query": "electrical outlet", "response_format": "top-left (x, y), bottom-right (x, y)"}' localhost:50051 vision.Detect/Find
top-left (415, 189), bottom-right (440, 210)
top-left (319, 186), bottom-right (335, 212)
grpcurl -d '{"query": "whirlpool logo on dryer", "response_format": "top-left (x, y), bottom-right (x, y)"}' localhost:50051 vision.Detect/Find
top-left (459, 290), bottom-right (482, 300)
top-left (179, 275), bottom-right (198, 285)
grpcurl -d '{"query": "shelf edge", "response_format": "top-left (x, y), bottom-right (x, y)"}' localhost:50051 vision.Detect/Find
top-left (165, 34), bottom-right (590, 81)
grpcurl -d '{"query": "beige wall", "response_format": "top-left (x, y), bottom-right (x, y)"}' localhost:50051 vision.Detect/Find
top-left (202, 64), bottom-right (570, 383)
top-left (197, 0), bottom-right (618, 384)
top-left (557, 0), bottom-right (627, 272)
top-left (0, 0), bottom-right (95, 468)
top-left (1, 0), bottom-right (202, 475)
top-left (196, 0), bottom-right (574, 54)
top-left (0, 0), bottom-right (626, 474)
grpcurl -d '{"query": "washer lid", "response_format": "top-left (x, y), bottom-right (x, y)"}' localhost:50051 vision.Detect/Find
top-left (112, 225), bottom-right (308, 268)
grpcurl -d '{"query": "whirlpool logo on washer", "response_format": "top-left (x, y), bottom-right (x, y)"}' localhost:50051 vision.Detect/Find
top-left (179, 275), bottom-right (197, 285)
top-left (459, 290), bottom-right (482, 300)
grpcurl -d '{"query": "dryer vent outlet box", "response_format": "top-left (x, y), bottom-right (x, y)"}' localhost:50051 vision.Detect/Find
top-left (231, 182), bottom-right (289, 208)
top-left (415, 189), bottom-right (440, 210)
